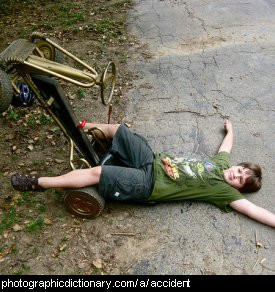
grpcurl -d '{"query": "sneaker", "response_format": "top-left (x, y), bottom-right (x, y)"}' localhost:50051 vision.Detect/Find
top-left (11, 174), bottom-right (45, 192)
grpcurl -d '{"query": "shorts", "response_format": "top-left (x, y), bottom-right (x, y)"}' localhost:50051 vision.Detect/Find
top-left (98, 124), bottom-right (154, 202)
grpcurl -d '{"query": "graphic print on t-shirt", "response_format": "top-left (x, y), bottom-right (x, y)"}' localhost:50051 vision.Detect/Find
top-left (161, 156), bottom-right (216, 182)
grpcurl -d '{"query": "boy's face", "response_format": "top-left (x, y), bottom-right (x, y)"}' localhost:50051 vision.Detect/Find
top-left (223, 166), bottom-right (251, 190)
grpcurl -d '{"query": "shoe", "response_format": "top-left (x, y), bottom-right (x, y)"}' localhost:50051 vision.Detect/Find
top-left (11, 174), bottom-right (45, 192)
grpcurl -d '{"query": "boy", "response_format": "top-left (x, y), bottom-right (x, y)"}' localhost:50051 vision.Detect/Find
top-left (11, 120), bottom-right (275, 227)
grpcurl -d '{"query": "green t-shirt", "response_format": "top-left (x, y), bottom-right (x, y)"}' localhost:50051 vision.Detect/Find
top-left (149, 151), bottom-right (244, 212)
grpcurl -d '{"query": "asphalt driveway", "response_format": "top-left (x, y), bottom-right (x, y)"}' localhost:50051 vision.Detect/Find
top-left (125, 0), bottom-right (275, 275)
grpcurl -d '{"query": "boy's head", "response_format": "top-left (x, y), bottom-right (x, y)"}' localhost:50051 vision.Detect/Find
top-left (223, 162), bottom-right (262, 193)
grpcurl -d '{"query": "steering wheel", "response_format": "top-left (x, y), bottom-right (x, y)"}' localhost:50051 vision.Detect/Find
top-left (100, 61), bottom-right (116, 106)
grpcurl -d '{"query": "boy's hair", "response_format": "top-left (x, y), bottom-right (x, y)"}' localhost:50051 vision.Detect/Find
top-left (237, 162), bottom-right (262, 193)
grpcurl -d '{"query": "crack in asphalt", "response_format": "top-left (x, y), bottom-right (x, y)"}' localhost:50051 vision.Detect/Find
top-left (182, 1), bottom-right (208, 34)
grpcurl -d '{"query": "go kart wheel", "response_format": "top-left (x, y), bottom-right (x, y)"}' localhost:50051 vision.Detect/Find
top-left (0, 69), bottom-right (13, 113)
top-left (64, 187), bottom-right (105, 219)
top-left (101, 61), bottom-right (116, 106)
top-left (35, 40), bottom-right (64, 63)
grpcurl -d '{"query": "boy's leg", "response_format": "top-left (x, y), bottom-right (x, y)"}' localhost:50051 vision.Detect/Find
top-left (11, 166), bottom-right (102, 191)
top-left (11, 123), bottom-right (118, 192)
top-left (109, 124), bottom-right (154, 169)
top-left (84, 123), bottom-right (120, 140)
top-left (39, 166), bottom-right (102, 189)
top-left (85, 123), bottom-right (154, 169)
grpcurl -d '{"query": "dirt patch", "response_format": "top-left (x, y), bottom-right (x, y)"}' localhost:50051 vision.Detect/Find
top-left (0, 0), bottom-right (156, 275)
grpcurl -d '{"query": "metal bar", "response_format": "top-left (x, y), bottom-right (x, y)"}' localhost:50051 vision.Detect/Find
top-left (23, 60), bottom-right (97, 88)
top-left (70, 138), bottom-right (76, 170)
top-left (12, 81), bottom-right (20, 94)
top-left (34, 47), bottom-right (44, 58)
top-left (28, 54), bottom-right (98, 82)
top-left (69, 138), bottom-right (91, 170)
top-left (45, 38), bottom-right (98, 76)
top-left (10, 72), bottom-right (21, 94)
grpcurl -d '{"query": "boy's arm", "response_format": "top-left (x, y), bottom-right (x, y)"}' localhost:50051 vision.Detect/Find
top-left (229, 199), bottom-right (275, 228)
top-left (218, 120), bottom-right (234, 153)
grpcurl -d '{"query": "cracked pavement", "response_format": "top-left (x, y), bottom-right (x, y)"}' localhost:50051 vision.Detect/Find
top-left (124, 0), bottom-right (275, 274)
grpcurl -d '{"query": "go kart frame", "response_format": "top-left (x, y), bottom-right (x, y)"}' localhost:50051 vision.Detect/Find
top-left (0, 32), bottom-right (117, 218)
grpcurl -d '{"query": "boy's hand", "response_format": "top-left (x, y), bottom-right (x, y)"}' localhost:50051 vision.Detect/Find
top-left (224, 120), bottom-right (233, 132)
top-left (218, 120), bottom-right (234, 153)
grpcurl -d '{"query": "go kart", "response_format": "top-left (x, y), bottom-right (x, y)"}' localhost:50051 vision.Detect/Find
top-left (0, 32), bottom-right (117, 218)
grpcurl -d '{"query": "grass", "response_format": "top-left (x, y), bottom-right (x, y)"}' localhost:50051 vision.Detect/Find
top-left (113, 0), bottom-right (132, 8)
top-left (62, 13), bottom-right (85, 26)
top-left (76, 88), bottom-right (86, 100)
top-left (55, 191), bottom-right (64, 203)
top-left (26, 217), bottom-right (44, 233)
top-left (0, 208), bottom-right (18, 235)
top-left (91, 18), bottom-right (125, 38)
top-left (18, 124), bottom-right (28, 137)
top-left (0, 0), bottom-right (12, 15)
top-left (37, 204), bottom-right (47, 213)
top-left (39, 113), bottom-right (52, 125)
top-left (11, 154), bottom-right (19, 161)
top-left (12, 264), bottom-right (31, 275)
top-left (31, 159), bottom-right (44, 166)
top-left (3, 108), bottom-right (20, 122)
top-left (27, 115), bottom-right (37, 129)
top-left (43, 2), bottom-right (86, 30)
top-left (0, 191), bottom-right (49, 235)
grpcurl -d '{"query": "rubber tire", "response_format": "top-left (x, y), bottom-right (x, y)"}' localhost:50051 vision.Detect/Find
top-left (0, 69), bottom-right (13, 113)
top-left (64, 186), bottom-right (105, 219)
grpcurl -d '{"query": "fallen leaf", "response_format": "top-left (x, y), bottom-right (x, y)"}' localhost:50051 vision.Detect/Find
top-left (0, 244), bottom-right (16, 260)
top-left (256, 242), bottom-right (263, 248)
top-left (44, 218), bottom-right (53, 225)
top-left (12, 223), bottom-right (23, 232)
top-left (78, 261), bottom-right (88, 269)
top-left (59, 244), bottom-right (67, 251)
top-left (68, 94), bottom-right (76, 100)
top-left (5, 134), bottom-right (15, 141)
top-left (93, 259), bottom-right (103, 269)
top-left (260, 258), bottom-right (266, 264)
top-left (27, 145), bottom-right (34, 151)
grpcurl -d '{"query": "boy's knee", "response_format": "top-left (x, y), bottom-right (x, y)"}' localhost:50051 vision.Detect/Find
top-left (109, 124), bottom-right (120, 138)
top-left (93, 166), bottom-right (102, 180)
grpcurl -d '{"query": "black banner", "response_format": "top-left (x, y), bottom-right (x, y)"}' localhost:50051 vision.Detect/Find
top-left (0, 275), bottom-right (271, 290)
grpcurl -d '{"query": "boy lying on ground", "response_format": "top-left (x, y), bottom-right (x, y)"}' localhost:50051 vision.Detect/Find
top-left (11, 120), bottom-right (275, 227)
